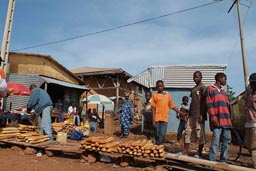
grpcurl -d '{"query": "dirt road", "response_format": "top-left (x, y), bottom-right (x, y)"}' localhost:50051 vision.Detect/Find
top-left (0, 120), bottom-right (254, 171)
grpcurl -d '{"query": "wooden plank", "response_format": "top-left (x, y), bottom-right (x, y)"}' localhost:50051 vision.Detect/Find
top-left (104, 113), bottom-right (113, 135)
top-left (46, 145), bottom-right (82, 153)
top-left (165, 153), bottom-right (255, 171)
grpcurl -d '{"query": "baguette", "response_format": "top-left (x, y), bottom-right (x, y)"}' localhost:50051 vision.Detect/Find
top-left (0, 130), bottom-right (20, 134)
top-left (29, 137), bottom-right (49, 144)
top-left (0, 133), bottom-right (20, 140)
top-left (107, 146), bottom-right (118, 153)
top-left (141, 143), bottom-right (154, 150)
top-left (159, 152), bottom-right (164, 158)
top-left (138, 139), bottom-right (148, 147)
top-left (99, 137), bottom-right (114, 144)
top-left (158, 148), bottom-right (164, 153)
top-left (0, 127), bottom-right (19, 131)
top-left (26, 135), bottom-right (49, 141)
top-left (102, 142), bottom-right (119, 148)
top-left (16, 132), bottom-right (39, 138)
top-left (155, 145), bottom-right (164, 150)
top-left (123, 140), bottom-right (135, 148)
top-left (84, 145), bottom-right (91, 149)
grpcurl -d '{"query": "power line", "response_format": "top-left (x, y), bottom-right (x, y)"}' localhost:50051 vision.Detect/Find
top-left (13, 0), bottom-right (223, 52)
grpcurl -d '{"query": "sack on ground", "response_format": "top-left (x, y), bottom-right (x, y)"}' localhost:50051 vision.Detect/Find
top-left (70, 130), bottom-right (84, 140)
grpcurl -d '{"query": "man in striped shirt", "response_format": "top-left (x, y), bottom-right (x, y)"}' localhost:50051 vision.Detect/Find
top-left (206, 73), bottom-right (232, 162)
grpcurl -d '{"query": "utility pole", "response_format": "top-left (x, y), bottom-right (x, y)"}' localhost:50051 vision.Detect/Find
top-left (1, 0), bottom-right (16, 110)
top-left (228, 0), bottom-right (249, 89)
top-left (1, 0), bottom-right (16, 73)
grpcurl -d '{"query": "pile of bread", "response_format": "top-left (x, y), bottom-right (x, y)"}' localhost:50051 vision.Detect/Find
top-left (80, 137), bottom-right (164, 158)
top-left (0, 125), bottom-right (49, 144)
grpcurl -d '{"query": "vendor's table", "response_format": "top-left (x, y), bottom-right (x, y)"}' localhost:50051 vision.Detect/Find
top-left (0, 112), bottom-right (32, 126)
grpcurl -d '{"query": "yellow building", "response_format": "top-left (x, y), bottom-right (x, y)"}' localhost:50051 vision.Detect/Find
top-left (3, 52), bottom-right (88, 112)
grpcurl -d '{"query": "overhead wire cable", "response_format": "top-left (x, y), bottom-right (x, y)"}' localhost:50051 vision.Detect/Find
top-left (13, 0), bottom-right (223, 52)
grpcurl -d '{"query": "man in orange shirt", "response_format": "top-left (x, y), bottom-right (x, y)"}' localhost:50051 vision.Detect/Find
top-left (151, 80), bottom-right (187, 145)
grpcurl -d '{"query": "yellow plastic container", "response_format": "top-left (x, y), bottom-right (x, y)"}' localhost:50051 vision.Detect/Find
top-left (66, 118), bottom-right (73, 124)
top-left (80, 122), bottom-right (84, 126)
top-left (84, 121), bottom-right (90, 129)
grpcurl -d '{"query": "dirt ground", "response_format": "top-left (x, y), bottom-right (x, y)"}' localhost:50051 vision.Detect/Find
top-left (0, 119), bottom-right (254, 171)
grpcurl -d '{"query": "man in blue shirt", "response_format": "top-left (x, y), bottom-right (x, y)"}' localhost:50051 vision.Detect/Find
top-left (27, 84), bottom-right (53, 140)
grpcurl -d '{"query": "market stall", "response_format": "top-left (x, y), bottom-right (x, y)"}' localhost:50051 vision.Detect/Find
top-left (0, 111), bottom-right (33, 126)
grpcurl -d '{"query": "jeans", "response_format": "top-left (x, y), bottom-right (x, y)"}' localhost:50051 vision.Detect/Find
top-left (155, 121), bottom-right (168, 145)
top-left (90, 121), bottom-right (97, 132)
top-left (177, 120), bottom-right (186, 141)
top-left (40, 106), bottom-right (53, 140)
top-left (208, 127), bottom-right (231, 162)
top-left (73, 115), bottom-right (80, 126)
top-left (57, 111), bottom-right (64, 122)
top-left (245, 127), bottom-right (256, 168)
top-left (141, 114), bottom-right (145, 133)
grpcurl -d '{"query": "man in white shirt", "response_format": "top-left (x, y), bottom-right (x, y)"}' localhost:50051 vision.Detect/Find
top-left (68, 102), bottom-right (80, 126)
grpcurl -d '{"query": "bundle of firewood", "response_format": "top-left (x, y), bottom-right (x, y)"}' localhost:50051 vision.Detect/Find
top-left (0, 127), bottom-right (20, 140)
top-left (18, 124), bottom-right (37, 132)
top-left (16, 132), bottom-right (49, 144)
top-left (80, 137), bottom-right (119, 152)
top-left (117, 140), bottom-right (165, 158)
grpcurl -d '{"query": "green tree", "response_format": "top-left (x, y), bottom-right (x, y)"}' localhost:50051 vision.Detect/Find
top-left (227, 84), bottom-right (236, 102)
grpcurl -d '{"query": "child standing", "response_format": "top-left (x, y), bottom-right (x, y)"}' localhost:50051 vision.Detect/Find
top-left (151, 80), bottom-right (187, 145)
top-left (206, 73), bottom-right (232, 162)
top-left (181, 71), bottom-right (207, 158)
top-left (176, 96), bottom-right (189, 145)
top-left (141, 91), bottom-right (153, 138)
top-left (88, 108), bottom-right (101, 132)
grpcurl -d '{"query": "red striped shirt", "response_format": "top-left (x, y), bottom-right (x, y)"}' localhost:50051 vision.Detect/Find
top-left (206, 85), bottom-right (232, 129)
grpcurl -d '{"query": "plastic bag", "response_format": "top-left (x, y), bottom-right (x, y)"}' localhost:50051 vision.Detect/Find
top-left (0, 78), bottom-right (7, 97)
top-left (70, 130), bottom-right (84, 140)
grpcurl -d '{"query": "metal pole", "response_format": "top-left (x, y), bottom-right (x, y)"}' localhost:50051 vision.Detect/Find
top-left (0, 0), bottom-right (16, 111)
top-left (236, 0), bottom-right (249, 88)
top-left (115, 76), bottom-right (120, 115)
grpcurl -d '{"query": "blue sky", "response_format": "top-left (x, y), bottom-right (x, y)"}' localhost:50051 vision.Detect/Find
top-left (0, 0), bottom-right (255, 95)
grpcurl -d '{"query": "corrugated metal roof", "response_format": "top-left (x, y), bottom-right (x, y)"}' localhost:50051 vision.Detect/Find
top-left (40, 76), bottom-right (89, 90)
top-left (128, 64), bottom-right (227, 88)
top-left (127, 65), bottom-right (165, 88)
top-left (71, 66), bottom-right (132, 77)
